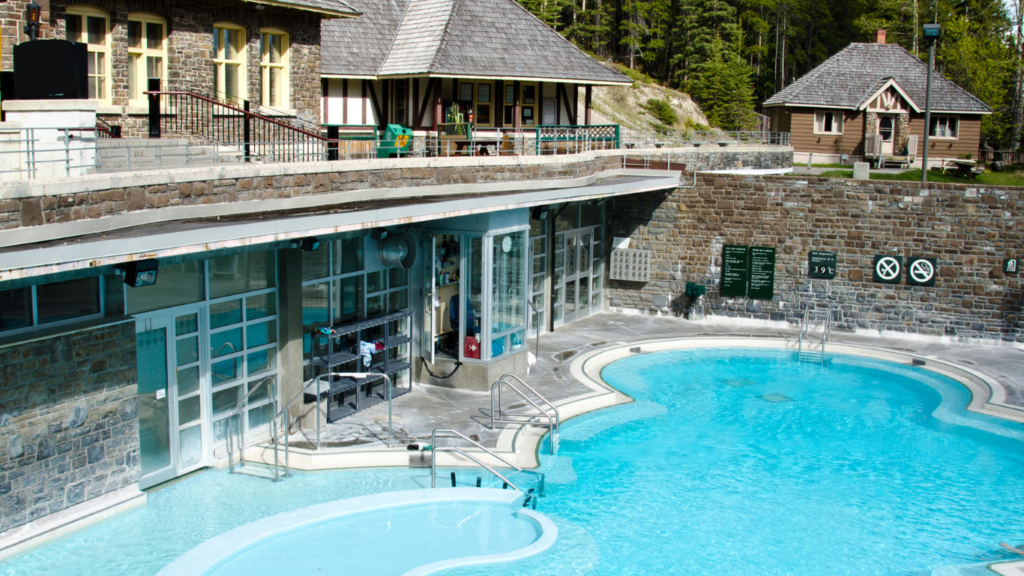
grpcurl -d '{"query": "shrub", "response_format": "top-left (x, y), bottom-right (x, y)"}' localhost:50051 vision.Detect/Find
top-left (641, 98), bottom-right (679, 127)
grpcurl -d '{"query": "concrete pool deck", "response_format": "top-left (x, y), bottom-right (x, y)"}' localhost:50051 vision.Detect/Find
top-left (254, 312), bottom-right (1024, 472)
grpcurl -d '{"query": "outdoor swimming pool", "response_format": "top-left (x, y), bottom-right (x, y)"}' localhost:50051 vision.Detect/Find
top-left (3, 347), bottom-right (1024, 575)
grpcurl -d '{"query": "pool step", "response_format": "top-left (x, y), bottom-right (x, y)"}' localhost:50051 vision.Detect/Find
top-left (234, 463), bottom-right (283, 481)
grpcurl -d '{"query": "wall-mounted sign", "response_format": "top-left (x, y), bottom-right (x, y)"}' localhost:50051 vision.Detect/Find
top-left (721, 245), bottom-right (749, 297)
top-left (1005, 258), bottom-right (1019, 276)
top-left (808, 250), bottom-right (837, 279)
top-left (873, 255), bottom-right (902, 284)
top-left (747, 247), bottom-right (776, 300)
top-left (542, 98), bottom-right (557, 125)
top-left (906, 257), bottom-right (937, 286)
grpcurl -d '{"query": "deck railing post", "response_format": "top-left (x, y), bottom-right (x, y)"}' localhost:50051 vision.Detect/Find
top-left (243, 100), bottom-right (251, 163)
top-left (148, 78), bottom-right (161, 139)
top-left (327, 125), bottom-right (339, 161)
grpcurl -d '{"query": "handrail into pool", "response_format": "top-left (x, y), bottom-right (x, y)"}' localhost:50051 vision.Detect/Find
top-left (490, 376), bottom-right (559, 454)
top-left (226, 375), bottom-right (280, 480)
top-left (797, 307), bottom-right (810, 353)
top-left (431, 447), bottom-right (522, 492)
top-left (430, 428), bottom-right (545, 494)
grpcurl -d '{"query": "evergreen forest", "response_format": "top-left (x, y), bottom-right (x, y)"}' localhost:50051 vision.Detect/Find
top-left (516, 0), bottom-right (1024, 147)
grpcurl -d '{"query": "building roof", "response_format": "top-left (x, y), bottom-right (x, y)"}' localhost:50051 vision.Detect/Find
top-left (763, 43), bottom-right (991, 113)
top-left (243, 0), bottom-right (359, 18)
top-left (321, 0), bottom-right (631, 84)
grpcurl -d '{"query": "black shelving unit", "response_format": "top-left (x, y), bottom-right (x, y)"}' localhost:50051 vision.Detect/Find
top-left (307, 309), bottom-right (413, 422)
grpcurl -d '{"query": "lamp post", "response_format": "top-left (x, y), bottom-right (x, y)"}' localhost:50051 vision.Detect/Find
top-left (921, 23), bottom-right (941, 184)
top-left (23, 2), bottom-right (42, 41)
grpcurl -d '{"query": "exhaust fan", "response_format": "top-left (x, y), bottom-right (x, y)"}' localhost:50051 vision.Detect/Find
top-left (378, 231), bottom-right (417, 269)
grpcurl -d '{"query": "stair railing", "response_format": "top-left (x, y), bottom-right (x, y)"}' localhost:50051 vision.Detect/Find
top-left (429, 428), bottom-right (545, 494)
top-left (490, 375), bottom-right (559, 455)
top-left (226, 375), bottom-right (280, 480)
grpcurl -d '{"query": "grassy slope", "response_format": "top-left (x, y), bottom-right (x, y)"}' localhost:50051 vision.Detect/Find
top-left (589, 63), bottom-right (710, 131)
top-left (817, 169), bottom-right (1024, 186)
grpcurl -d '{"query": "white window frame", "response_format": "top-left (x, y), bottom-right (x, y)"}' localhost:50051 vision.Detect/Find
top-left (127, 12), bottom-right (168, 105)
top-left (259, 28), bottom-right (289, 109)
top-left (929, 115), bottom-right (959, 140)
top-left (213, 22), bottom-right (248, 103)
top-left (65, 5), bottom-right (112, 104)
top-left (813, 110), bottom-right (844, 135)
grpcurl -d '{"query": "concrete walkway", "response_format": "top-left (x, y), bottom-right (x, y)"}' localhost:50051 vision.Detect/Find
top-left (790, 165), bottom-right (910, 176)
top-left (294, 312), bottom-right (1024, 452)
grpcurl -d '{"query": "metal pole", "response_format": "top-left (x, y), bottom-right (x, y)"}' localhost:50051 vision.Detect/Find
top-left (921, 39), bottom-right (935, 184)
top-left (387, 374), bottom-right (392, 448)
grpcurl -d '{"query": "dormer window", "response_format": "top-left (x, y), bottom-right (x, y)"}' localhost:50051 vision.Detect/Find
top-left (814, 111), bottom-right (844, 135)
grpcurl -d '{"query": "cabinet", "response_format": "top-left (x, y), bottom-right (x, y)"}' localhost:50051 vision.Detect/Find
top-left (307, 309), bottom-right (412, 422)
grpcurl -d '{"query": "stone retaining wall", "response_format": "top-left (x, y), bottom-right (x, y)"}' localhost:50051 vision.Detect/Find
top-left (0, 322), bottom-right (139, 534)
top-left (606, 174), bottom-right (1023, 342)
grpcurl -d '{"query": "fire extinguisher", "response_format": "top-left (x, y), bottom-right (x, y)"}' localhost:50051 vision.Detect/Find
top-left (468, 111), bottom-right (474, 124)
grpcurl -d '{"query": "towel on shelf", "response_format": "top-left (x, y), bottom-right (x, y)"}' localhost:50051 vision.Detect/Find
top-left (359, 341), bottom-right (376, 367)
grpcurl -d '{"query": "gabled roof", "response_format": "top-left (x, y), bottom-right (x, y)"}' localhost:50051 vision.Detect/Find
top-left (321, 0), bottom-right (631, 85)
top-left (763, 43), bottom-right (991, 114)
top-left (243, 0), bottom-right (359, 18)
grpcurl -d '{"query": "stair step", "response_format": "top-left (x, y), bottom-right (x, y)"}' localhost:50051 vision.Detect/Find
top-left (234, 463), bottom-right (282, 480)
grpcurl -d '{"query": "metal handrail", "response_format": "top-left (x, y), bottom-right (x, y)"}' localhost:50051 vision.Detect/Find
top-left (431, 447), bottom-right (521, 492)
top-left (797, 307), bottom-right (810, 353)
top-left (526, 299), bottom-right (541, 361)
top-left (822, 305), bottom-right (833, 355)
top-left (429, 428), bottom-right (544, 493)
top-left (226, 375), bottom-right (278, 480)
top-left (490, 378), bottom-right (559, 455)
top-left (498, 373), bottom-right (559, 436)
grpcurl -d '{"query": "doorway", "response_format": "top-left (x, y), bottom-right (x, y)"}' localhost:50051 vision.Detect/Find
top-left (878, 115), bottom-right (895, 154)
top-left (552, 226), bottom-right (603, 329)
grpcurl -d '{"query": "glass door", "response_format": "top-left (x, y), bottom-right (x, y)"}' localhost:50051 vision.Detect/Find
top-left (172, 311), bottom-right (206, 473)
top-left (422, 235), bottom-right (437, 364)
top-left (553, 227), bottom-right (600, 328)
top-left (136, 317), bottom-right (175, 490)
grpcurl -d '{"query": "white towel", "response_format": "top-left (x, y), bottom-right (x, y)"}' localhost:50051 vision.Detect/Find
top-left (359, 341), bottom-right (375, 367)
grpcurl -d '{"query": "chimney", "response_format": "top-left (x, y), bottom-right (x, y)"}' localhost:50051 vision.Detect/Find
top-left (876, 29), bottom-right (887, 44)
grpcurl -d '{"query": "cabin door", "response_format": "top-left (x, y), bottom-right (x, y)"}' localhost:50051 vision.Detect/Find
top-left (877, 115), bottom-right (895, 155)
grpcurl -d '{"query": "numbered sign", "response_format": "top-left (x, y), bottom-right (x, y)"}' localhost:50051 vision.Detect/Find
top-left (906, 257), bottom-right (937, 286)
top-left (747, 247), bottom-right (776, 300)
top-left (720, 245), bottom-right (749, 297)
top-left (872, 255), bottom-right (902, 284)
top-left (808, 251), bottom-right (837, 279)
top-left (1005, 258), bottom-right (1019, 276)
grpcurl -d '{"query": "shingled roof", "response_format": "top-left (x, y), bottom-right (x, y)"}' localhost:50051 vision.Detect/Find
top-left (321, 0), bottom-right (631, 85)
top-left (763, 43), bottom-right (991, 113)
top-left (244, 0), bottom-right (358, 18)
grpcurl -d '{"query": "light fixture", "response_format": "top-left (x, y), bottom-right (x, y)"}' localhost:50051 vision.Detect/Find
top-left (379, 231), bottom-right (417, 269)
top-left (123, 259), bottom-right (159, 288)
top-left (300, 237), bottom-right (320, 252)
top-left (24, 2), bottom-right (42, 41)
top-left (531, 206), bottom-right (549, 221)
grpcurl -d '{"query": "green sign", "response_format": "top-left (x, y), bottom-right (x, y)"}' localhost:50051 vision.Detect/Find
top-left (873, 255), bottom-right (902, 284)
top-left (808, 250), bottom-right (837, 279)
top-left (905, 257), bottom-right (937, 286)
top-left (721, 245), bottom-right (749, 297)
top-left (1005, 258), bottom-right (1019, 276)
top-left (747, 246), bottom-right (776, 300)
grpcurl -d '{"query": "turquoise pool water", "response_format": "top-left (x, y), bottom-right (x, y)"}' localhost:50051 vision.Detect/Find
top-left (441, 348), bottom-right (1024, 576)
top-left (204, 500), bottom-right (540, 576)
top-left (5, 348), bottom-right (1024, 576)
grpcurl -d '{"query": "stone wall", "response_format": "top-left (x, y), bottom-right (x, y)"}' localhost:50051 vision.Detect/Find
top-left (606, 174), bottom-right (1023, 343)
top-left (625, 148), bottom-right (792, 172)
top-left (0, 322), bottom-right (139, 534)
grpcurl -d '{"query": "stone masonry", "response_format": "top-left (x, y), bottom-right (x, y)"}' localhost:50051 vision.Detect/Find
top-left (0, 322), bottom-right (139, 534)
top-left (606, 173), bottom-right (1023, 343)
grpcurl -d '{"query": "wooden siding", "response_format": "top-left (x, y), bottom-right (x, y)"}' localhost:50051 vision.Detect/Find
top-left (787, 107), bottom-right (864, 157)
top-left (907, 114), bottom-right (982, 160)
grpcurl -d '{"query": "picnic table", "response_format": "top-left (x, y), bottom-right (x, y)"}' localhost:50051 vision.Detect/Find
top-left (943, 159), bottom-right (982, 179)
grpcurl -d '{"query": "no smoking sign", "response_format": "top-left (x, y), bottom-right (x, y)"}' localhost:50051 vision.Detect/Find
top-left (906, 257), bottom-right (937, 286)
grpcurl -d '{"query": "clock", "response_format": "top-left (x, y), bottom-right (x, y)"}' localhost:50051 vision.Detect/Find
top-left (502, 236), bottom-right (512, 253)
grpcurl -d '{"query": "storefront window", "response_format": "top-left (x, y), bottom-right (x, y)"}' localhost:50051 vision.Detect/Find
top-left (127, 262), bottom-right (205, 314)
top-left (209, 252), bottom-right (276, 299)
top-left (465, 236), bottom-right (483, 355)
top-left (491, 231), bottom-right (527, 357)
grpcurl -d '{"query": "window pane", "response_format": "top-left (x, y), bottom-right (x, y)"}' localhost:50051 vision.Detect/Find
top-left (333, 276), bottom-right (364, 324)
top-left (269, 67), bottom-right (281, 106)
top-left (212, 385), bottom-right (239, 417)
top-left (212, 357), bottom-right (243, 386)
top-left (126, 261), bottom-right (205, 314)
top-left (337, 236), bottom-right (364, 274)
top-left (177, 365), bottom-right (200, 395)
top-left (366, 271), bottom-right (385, 293)
top-left (301, 246), bottom-right (329, 282)
top-left (248, 375), bottom-right (275, 403)
top-left (302, 283), bottom-right (329, 356)
top-left (246, 293), bottom-right (276, 321)
top-left (36, 277), bottom-right (100, 324)
top-left (246, 320), bottom-right (277, 349)
top-left (388, 267), bottom-right (408, 289)
top-left (147, 56), bottom-right (163, 79)
top-left (86, 16), bottom-right (106, 45)
top-left (146, 22), bottom-right (163, 50)
top-left (175, 313), bottom-right (198, 336)
top-left (247, 348), bottom-right (276, 375)
top-left (178, 396), bottom-right (201, 425)
top-left (0, 288), bottom-right (32, 331)
top-left (211, 328), bottom-right (242, 359)
top-left (209, 252), bottom-right (275, 299)
top-left (388, 289), bottom-right (407, 313)
top-left (176, 336), bottom-right (198, 366)
top-left (533, 256), bottom-right (545, 275)
top-left (225, 63), bottom-right (239, 99)
top-left (210, 299), bottom-right (243, 329)
top-left (491, 231), bottom-right (526, 334)
top-left (66, 15), bottom-right (83, 42)
top-left (581, 203), bottom-right (603, 227)
top-left (128, 54), bottom-right (138, 99)
top-left (555, 204), bottom-right (579, 232)
top-left (225, 29), bottom-right (240, 60)
top-left (213, 414), bottom-right (240, 442)
top-left (248, 403), bottom-right (274, 429)
top-left (128, 21), bottom-right (142, 48)
top-left (366, 294), bottom-right (384, 318)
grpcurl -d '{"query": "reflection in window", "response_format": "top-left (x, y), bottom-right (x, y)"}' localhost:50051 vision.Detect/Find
top-left (127, 261), bottom-right (205, 314)
top-left (35, 277), bottom-right (101, 324)
top-left (209, 252), bottom-right (275, 299)
top-left (0, 288), bottom-right (32, 332)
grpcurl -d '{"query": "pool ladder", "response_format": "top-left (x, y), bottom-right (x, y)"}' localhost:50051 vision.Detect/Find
top-left (797, 305), bottom-right (833, 363)
top-left (429, 428), bottom-right (545, 500)
top-left (490, 373), bottom-right (560, 455)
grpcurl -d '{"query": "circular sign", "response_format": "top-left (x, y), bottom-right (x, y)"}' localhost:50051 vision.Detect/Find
top-left (909, 259), bottom-right (935, 283)
top-left (395, 134), bottom-right (409, 148)
top-left (502, 236), bottom-right (512, 253)
top-left (875, 256), bottom-right (901, 281)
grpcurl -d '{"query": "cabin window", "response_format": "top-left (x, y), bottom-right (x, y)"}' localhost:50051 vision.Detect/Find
top-left (503, 84), bottom-right (515, 125)
top-left (260, 29), bottom-right (289, 109)
top-left (475, 82), bottom-right (492, 126)
top-left (521, 84), bottom-right (537, 126)
top-left (66, 6), bottom-right (111, 103)
top-left (929, 116), bottom-right (959, 139)
top-left (127, 13), bottom-right (167, 104)
top-left (813, 110), bottom-right (843, 135)
top-left (213, 23), bottom-right (247, 103)
top-left (392, 79), bottom-right (407, 125)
